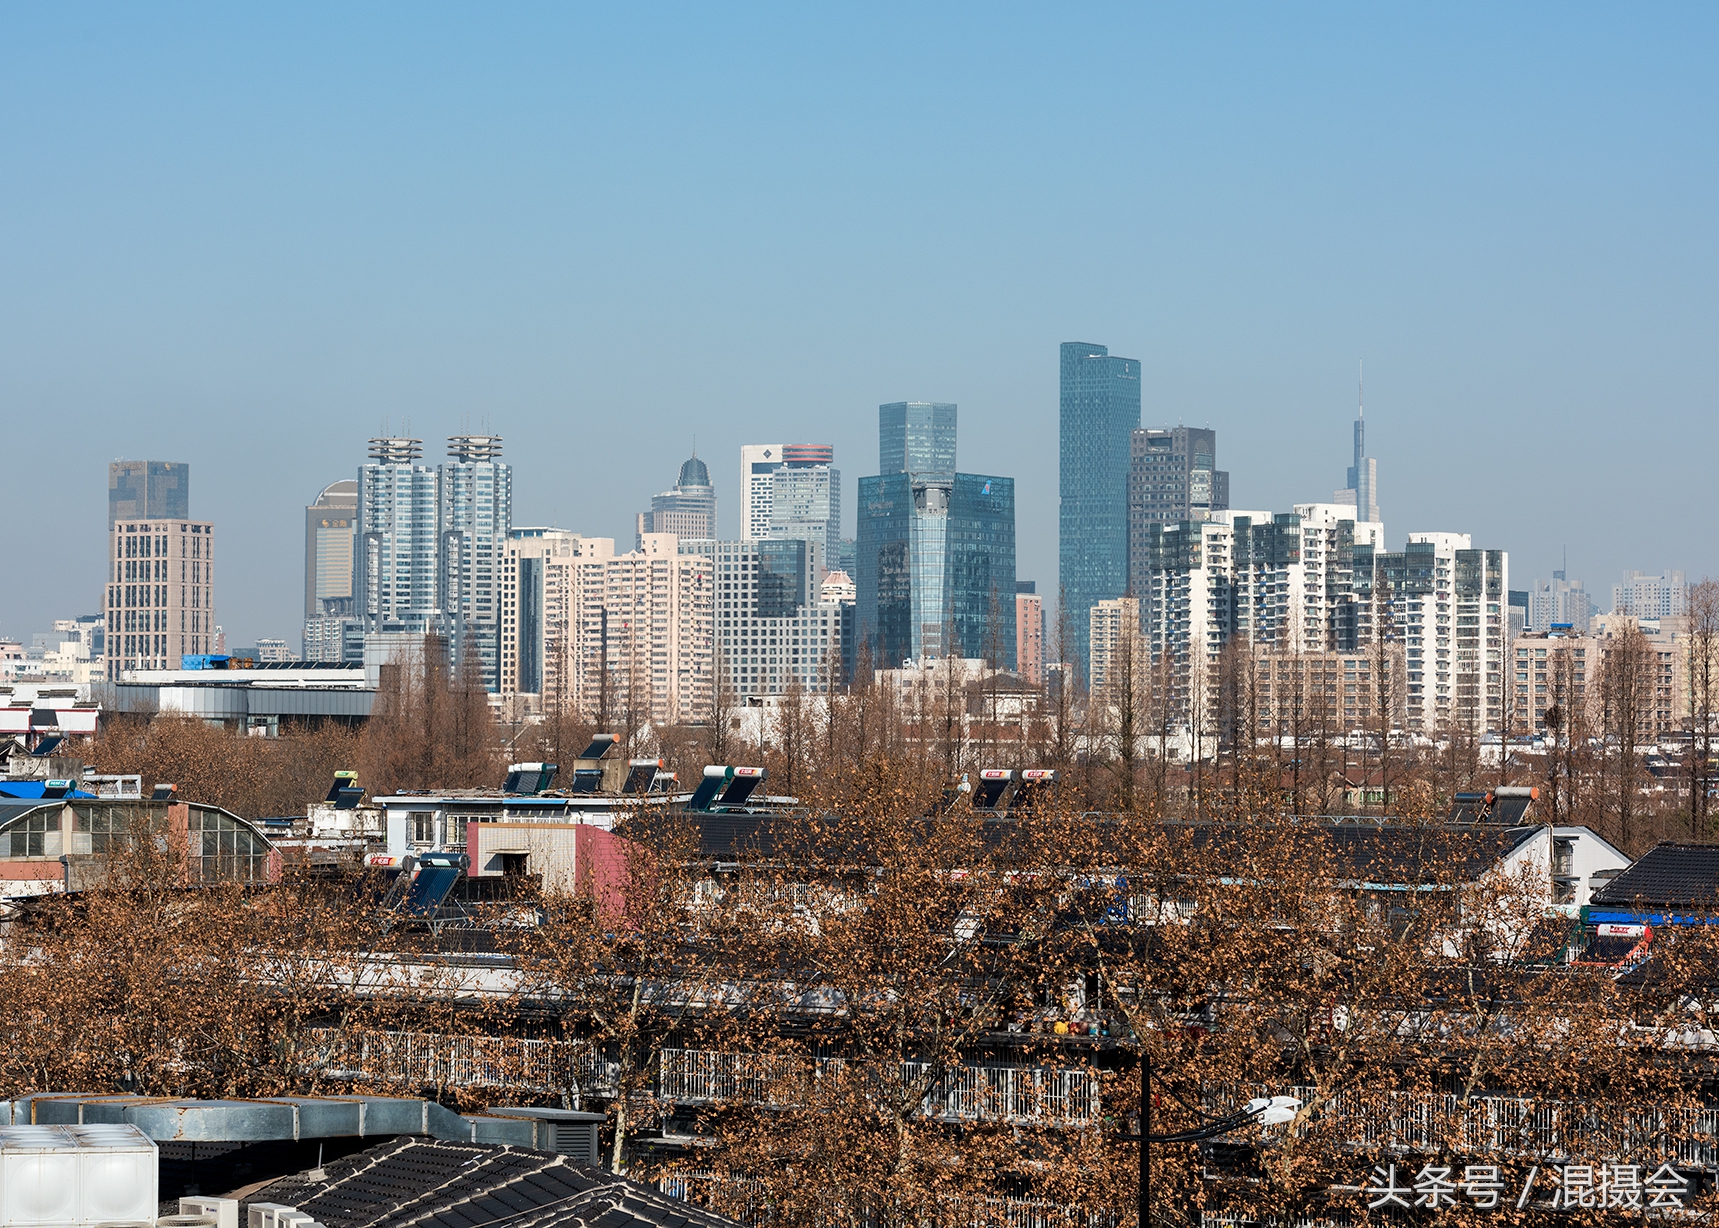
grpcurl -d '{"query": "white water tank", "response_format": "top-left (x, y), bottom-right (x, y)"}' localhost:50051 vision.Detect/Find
top-left (0, 1125), bottom-right (157, 1227)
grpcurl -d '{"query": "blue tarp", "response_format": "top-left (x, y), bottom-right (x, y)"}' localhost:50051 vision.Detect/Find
top-left (0, 782), bottom-right (94, 799)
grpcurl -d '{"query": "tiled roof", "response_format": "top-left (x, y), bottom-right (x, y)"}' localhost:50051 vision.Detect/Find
top-left (1591, 841), bottom-right (1719, 910)
top-left (256, 1138), bottom-right (736, 1228)
top-left (1317, 824), bottom-right (1539, 884)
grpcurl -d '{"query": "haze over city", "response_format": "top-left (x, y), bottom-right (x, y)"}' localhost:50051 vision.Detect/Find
top-left (3, 4), bottom-right (1716, 649)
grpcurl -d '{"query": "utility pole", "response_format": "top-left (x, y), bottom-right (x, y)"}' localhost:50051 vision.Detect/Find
top-left (1140, 1051), bottom-right (1150, 1228)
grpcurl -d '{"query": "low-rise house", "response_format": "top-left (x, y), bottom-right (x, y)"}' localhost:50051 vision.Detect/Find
top-left (0, 794), bottom-right (279, 899)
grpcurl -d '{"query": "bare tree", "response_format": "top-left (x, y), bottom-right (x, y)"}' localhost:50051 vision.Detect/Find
top-left (707, 638), bottom-right (735, 767)
top-left (1045, 587), bottom-right (1079, 769)
top-left (1371, 564), bottom-right (1397, 817)
top-left (1601, 619), bottom-right (1655, 849)
top-left (1689, 578), bottom-right (1719, 836)
top-left (773, 673), bottom-right (808, 799)
top-left (1103, 620), bottom-right (1147, 814)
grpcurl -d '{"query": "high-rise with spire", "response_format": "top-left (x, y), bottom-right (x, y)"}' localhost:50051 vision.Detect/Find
top-left (1335, 363), bottom-right (1380, 524)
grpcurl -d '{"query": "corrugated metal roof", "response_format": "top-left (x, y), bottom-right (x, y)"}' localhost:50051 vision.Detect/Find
top-left (0, 799), bottom-right (52, 826)
top-left (259, 1137), bottom-right (737, 1228)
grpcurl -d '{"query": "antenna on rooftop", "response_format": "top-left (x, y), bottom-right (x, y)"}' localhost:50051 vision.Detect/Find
top-left (1358, 359), bottom-right (1364, 418)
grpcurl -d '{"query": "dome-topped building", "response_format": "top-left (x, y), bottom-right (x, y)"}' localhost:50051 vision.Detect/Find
top-left (678, 454), bottom-right (711, 490)
top-left (639, 450), bottom-right (717, 543)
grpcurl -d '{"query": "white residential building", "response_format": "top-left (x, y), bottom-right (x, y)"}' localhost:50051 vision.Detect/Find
top-left (1138, 504), bottom-right (1387, 724)
top-left (1377, 532), bottom-right (1508, 736)
top-left (1088, 597), bottom-right (1141, 695)
top-left (499, 530), bottom-right (713, 725)
top-left (1613, 569), bottom-right (1687, 619)
top-left (355, 438), bottom-right (440, 626)
top-left (1528, 573), bottom-right (1593, 633)
top-left (680, 538), bottom-right (852, 700)
top-left (439, 435), bottom-right (512, 690)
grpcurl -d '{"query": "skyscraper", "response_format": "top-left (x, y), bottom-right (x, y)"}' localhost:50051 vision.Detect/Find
top-left (768, 445), bottom-right (840, 558)
top-left (879, 401), bottom-right (957, 476)
top-left (739, 444), bottom-right (784, 539)
top-left (857, 472), bottom-right (1015, 669)
top-left (1127, 426), bottom-right (1230, 602)
top-left (351, 434), bottom-right (512, 688)
top-left (108, 461), bottom-right (189, 527)
top-left (440, 435), bottom-right (512, 691)
top-left (355, 437), bottom-right (440, 626)
top-left (1334, 368), bottom-right (1380, 524)
top-left (1059, 342), bottom-right (1140, 668)
top-left (304, 481), bottom-right (358, 621)
top-left (103, 462), bottom-right (210, 677)
top-left (638, 453), bottom-right (717, 542)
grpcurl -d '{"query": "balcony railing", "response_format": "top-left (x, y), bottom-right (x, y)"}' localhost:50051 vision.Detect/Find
top-left (1228, 1084), bottom-right (1719, 1169)
top-left (302, 1027), bottom-right (615, 1096)
top-left (658, 1170), bottom-right (1115, 1228)
top-left (657, 1049), bottom-right (1101, 1127)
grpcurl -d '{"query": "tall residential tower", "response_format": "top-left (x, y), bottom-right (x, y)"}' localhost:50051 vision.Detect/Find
top-left (440, 435), bottom-right (512, 690)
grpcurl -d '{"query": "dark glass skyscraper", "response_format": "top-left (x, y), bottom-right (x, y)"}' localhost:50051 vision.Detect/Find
top-left (858, 472), bottom-right (1015, 670)
top-left (1059, 342), bottom-right (1140, 668)
top-left (108, 460), bottom-right (189, 527)
top-left (947, 473), bottom-right (1016, 664)
top-left (879, 401), bottom-right (957, 477)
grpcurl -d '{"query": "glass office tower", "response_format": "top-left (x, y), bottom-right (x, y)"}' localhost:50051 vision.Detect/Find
top-left (1059, 342), bottom-right (1140, 669)
top-left (858, 472), bottom-right (1015, 670)
top-left (947, 473), bottom-right (1016, 666)
top-left (879, 402), bottom-right (957, 477)
top-left (768, 445), bottom-right (841, 558)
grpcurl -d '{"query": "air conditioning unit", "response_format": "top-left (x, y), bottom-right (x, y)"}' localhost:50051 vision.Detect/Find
top-left (246, 1203), bottom-right (297, 1228)
top-left (180, 1199), bottom-right (240, 1228)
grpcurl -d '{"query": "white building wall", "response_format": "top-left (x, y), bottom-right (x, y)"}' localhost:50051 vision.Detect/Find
top-left (739, 444), bottom-right (784, 540)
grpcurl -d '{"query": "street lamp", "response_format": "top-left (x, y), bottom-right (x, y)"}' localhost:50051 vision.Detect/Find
top-left (1116, 1052), bottom-right (1301, 1228)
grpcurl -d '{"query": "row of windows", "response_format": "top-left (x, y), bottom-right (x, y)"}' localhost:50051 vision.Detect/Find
top-left (0, 806), bottom-right (268, 882)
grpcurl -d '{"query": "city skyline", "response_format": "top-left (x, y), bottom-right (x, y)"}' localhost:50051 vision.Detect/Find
top-left (17, 388), bottom-right (1708, 661)
top-left (3, 8), bottom-right (1717, 649)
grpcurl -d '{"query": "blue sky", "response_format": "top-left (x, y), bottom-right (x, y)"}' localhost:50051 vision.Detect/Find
top-left (2, 4), bottom-right (1715, 648)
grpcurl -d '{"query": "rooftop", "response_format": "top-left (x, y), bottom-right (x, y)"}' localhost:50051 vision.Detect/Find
top-left (1591, 841), bottom-right (1719, 911)
top-left (257, 1137), bottom-right (735, 1228)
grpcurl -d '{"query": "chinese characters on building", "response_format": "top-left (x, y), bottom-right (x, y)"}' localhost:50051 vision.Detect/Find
top-left (1357, 1161), bottom-right (1688, 1211)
